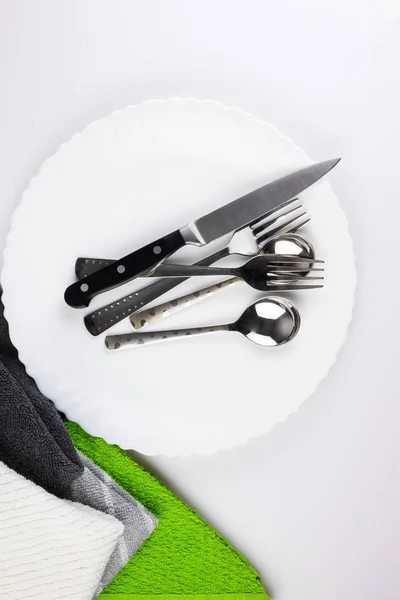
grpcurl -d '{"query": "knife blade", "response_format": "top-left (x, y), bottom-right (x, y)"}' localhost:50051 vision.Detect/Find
top-left (64, 158), bottom-right (339, 308)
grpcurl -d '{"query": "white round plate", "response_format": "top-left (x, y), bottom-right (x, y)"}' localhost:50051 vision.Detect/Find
top-left (2, 99), bottom-right (356, 456)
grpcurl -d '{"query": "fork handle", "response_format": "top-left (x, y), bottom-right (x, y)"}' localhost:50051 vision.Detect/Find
top-left (152, 263), bottom-right (238, 277)
top-left (105, 325), bottom-right (230, 351)
top-left (83, 247), bottom-right (230, 336)
top-left (130, 277), bottom-right (241, 330)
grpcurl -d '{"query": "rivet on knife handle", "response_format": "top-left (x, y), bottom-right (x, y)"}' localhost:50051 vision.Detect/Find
top-left (130, 277), bottom-right (241, 330)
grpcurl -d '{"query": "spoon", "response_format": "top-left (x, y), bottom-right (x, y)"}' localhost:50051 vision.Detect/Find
top-left (105, 297), bottom-right (301, 351)
top-left (150, 254), bottom-right (324, 292)
top-left (130, 233), bottom-right (316, 330)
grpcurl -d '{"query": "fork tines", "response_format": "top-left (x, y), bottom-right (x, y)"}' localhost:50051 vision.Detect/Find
top-left (250, 199), bottom-right (310, 246)
top-left (269, 273), bottom-right (324, 280)
top-left (267, 283), bottom-right (324, 291)
top-left (267, 267), bottom-right (324, 273)
top-left (264, 255), bottom-right (324, 264)
top-left (266, 254), bottom-right (325, 288)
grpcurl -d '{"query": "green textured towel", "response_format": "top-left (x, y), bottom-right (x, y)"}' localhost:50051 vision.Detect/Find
top-left (66, 422), bottom-right (269, 600)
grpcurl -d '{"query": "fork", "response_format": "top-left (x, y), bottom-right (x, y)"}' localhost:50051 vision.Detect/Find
top-left (83, 199), bottom-right (309, 336)
top-left (151, 254), bottom-right (324, 291)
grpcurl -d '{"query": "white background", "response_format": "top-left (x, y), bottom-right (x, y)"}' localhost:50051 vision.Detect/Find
top-left (0, 2), bottom-right (399, 599)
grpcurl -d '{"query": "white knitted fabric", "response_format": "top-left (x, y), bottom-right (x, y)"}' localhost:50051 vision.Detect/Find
top-left (0, 461), bottom-right (124, 599)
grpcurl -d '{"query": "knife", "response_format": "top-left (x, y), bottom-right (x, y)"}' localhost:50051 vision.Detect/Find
top-left (64, 158), bottom-right (340, 308)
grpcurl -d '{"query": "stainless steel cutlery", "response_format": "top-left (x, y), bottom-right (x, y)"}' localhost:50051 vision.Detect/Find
top-left (64, 159), bottom-right (339, 308)
top-left (130, 233), bottom-right (316, 330)
top-left (105, 297), bottom-right (301, 351)
top-left (83, 199), bottom-right (309, 336)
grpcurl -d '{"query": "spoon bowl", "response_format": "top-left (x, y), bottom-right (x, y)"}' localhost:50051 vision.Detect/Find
top-left (233, 297), bottom-right (301, 347)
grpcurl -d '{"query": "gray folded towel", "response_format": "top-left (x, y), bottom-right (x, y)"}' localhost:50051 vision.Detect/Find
top-left (72, 451), bottom-right (157, 592)
top-left (0, 290), bottom-right (157, 593)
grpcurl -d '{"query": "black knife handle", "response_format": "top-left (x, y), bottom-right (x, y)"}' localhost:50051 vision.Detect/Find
top-left (64, 229), bottom-right (186, 308)
top-left (75, 258), bottom-right (115, 279)
top-left (83, 246), bottom-right (229, 336)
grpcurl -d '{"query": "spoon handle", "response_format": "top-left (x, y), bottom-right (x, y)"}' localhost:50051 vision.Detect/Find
top-left (130, 277), bottom-right (241, 330)
top-left (105, 325), bottom-right (230, 351)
